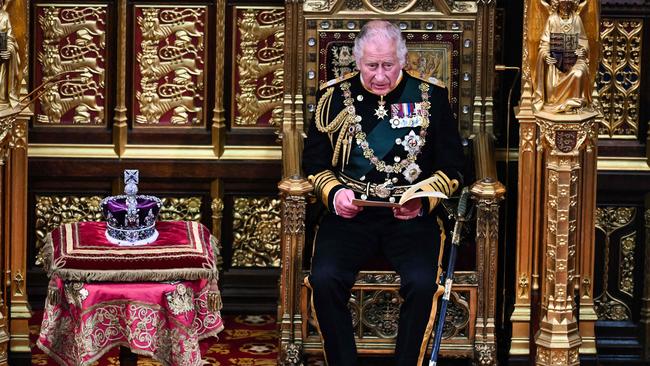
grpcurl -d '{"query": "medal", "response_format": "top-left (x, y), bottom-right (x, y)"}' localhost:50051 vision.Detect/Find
top-left (374, 95), bottom-right (388, 120)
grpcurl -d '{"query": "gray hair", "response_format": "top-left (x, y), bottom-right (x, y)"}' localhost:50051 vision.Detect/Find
top-left (353, 20), bottom-right (408, 68)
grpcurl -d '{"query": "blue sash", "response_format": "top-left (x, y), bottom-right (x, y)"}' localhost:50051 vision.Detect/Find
top-left (344, 119), bottom-right (411, 178)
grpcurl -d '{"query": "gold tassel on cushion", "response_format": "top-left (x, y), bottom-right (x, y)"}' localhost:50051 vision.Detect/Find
top-left (207, 280), bottom-right (222, 312)
top-left (47, 277), bottom-right (60, 306)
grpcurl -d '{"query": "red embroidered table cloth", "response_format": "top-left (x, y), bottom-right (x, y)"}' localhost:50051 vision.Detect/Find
top-left (37, 278), bottom-right (224, 366)
top-left (37, 221), bottom-right (224, 366)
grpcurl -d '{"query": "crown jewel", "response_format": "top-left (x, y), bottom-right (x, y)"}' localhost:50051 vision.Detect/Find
top-left (100, 170), bottom-right (162, 246)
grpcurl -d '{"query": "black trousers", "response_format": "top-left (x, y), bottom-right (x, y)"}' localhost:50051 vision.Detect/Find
top-left (309, 208), bottom-right (442, 366)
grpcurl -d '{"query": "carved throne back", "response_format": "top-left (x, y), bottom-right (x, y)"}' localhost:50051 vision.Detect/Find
top-left (278, 0), bottom-right (504, 363)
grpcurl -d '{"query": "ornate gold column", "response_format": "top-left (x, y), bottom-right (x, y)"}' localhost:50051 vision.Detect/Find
top-left (211, 0), bottom-right (226, 156)
top-left (511, 106), bottom-right (538, 357)
top-left (472, 178), bottom-right (505, 365)
top-left (277, 1), bottom-right (309, 364)
top-left (534, 111), bottom-right (597, 365)
top-left (577, 120), bottom-right (598, 354)
top-left (0, 107), bottom-right (17, 365)
top-left (2, 0), bottom-right (31, 353)
top-left (510, 0), bottom-right (538, 356)
top-left (278, 179), bottom-right (310, 365)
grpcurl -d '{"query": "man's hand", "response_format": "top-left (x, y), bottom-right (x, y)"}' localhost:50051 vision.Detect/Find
top-left (334, 189), bottom-right (363, 218)
top-left (392, 198), bottom-right (422, 220)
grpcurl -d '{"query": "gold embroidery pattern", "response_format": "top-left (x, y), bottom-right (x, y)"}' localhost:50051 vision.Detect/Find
top-left (166, 284), bottom-right (195, 316)
top-left (63, 282), bottom-right (88, 308)
top-left (38, 284), bottom-right (223, 366)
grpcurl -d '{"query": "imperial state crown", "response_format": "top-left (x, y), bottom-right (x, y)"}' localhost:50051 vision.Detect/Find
top-left (100, 170), bottom-right (162, 245)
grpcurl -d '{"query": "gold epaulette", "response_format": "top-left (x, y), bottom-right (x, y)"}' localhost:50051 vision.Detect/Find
top-left (319, 71), bottom-right (359, 91)
top-left (406, 69), bottom-right (447, 89)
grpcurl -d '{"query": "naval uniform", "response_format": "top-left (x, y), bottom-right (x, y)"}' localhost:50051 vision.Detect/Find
top-left (302, 70), bottom-right (465, 366)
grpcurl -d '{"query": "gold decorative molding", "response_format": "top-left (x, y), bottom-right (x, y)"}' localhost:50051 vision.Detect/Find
top-left (34, 195), bottom-right (104, 265)
top-left (597, 156), bottom-right (650, 171)
top-left (494, 152), bottom-right (650, 172)
top-left (8, 118), bottom-right (25, 150)
top-left (619, 232), bottom-right (635, 296)
top-left (303, 0), bottom-right (470, 14)
top-left (158, 197), bottom-right (202, 222)
top-left (597, 18), bottom-right (642, 139)
top-left (134, 6), bottom-right (207, 127)
top-left (232, 7), bottom-right (284, 127)
top-left (28, 144), bottom-right (282, 160)
top-left (232, 197), bottom-right (281, 267)
top-left (28, 144), bottom-right (118, 158)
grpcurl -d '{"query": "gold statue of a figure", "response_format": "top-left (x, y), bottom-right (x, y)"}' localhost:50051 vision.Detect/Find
top-left (533, 0), bottom-right (591, 113)
top-left (0, 0), bottom-right (20, 108)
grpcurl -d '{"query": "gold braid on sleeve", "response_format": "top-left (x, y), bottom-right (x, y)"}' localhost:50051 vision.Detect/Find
top-left (419, 171), bottom-right (460, 213)
top-left (315, 86), bottom-right (354, 169)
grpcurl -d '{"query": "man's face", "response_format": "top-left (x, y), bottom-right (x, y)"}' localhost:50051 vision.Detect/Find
top-left (358, 37), bottom-right (402, 95)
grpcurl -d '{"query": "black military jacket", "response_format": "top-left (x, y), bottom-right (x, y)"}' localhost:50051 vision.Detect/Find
top-left (303, 71), bottom-right (465, 213)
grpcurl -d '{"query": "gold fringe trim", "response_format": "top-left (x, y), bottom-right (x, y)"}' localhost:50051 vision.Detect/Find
top-left (42, 233), bottom-right (54, 271)
top-left (49, 267), bottom-right (219, 283)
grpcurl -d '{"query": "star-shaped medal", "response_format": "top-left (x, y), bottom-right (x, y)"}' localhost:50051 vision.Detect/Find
top-left (374, 96), bottom-right (388, 119)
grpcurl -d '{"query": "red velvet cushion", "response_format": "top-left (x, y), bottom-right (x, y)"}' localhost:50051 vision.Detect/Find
top-left (45, 221), bottom-right (219, 282)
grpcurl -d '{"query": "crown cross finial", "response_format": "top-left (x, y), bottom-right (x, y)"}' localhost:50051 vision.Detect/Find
top-left (101, 170), bottom-right (162, 246)
top-left (124, 170), bottom-right (140, 227)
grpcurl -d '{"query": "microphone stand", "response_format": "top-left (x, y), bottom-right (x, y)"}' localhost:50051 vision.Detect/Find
top-left (429, 187), bottom-right (470, 366)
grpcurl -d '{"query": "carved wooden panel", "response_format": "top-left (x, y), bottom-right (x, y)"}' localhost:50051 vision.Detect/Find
top-left (133, 5), bottom-right (208, 127)
top-left (305, 285), bottom-right (475, 343)
top-left (594, 206), bottom-right (638, 320)
top-left (597, 18), bottom-right (643, 138)
top-left (231, 197), bottom-right (281, 267)
top-left (231, 7), bottom-right (285, 128)
top-left (33, 5), bottom-right (108, 126)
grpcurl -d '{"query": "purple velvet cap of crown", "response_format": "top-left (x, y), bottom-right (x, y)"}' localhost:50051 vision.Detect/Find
top-left (100, 194), bottom-right (162, 245)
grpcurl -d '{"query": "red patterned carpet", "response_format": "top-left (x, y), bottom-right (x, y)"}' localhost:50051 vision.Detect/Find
top-left (30, 311), bottom-right (321, 365)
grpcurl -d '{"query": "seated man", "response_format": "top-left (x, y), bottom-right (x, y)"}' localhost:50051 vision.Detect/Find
top-left (303, 20), bottom-right (465, 366)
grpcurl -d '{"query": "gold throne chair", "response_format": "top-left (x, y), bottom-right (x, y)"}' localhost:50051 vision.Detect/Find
top-left (278, 1), bottom-right (504, 364)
